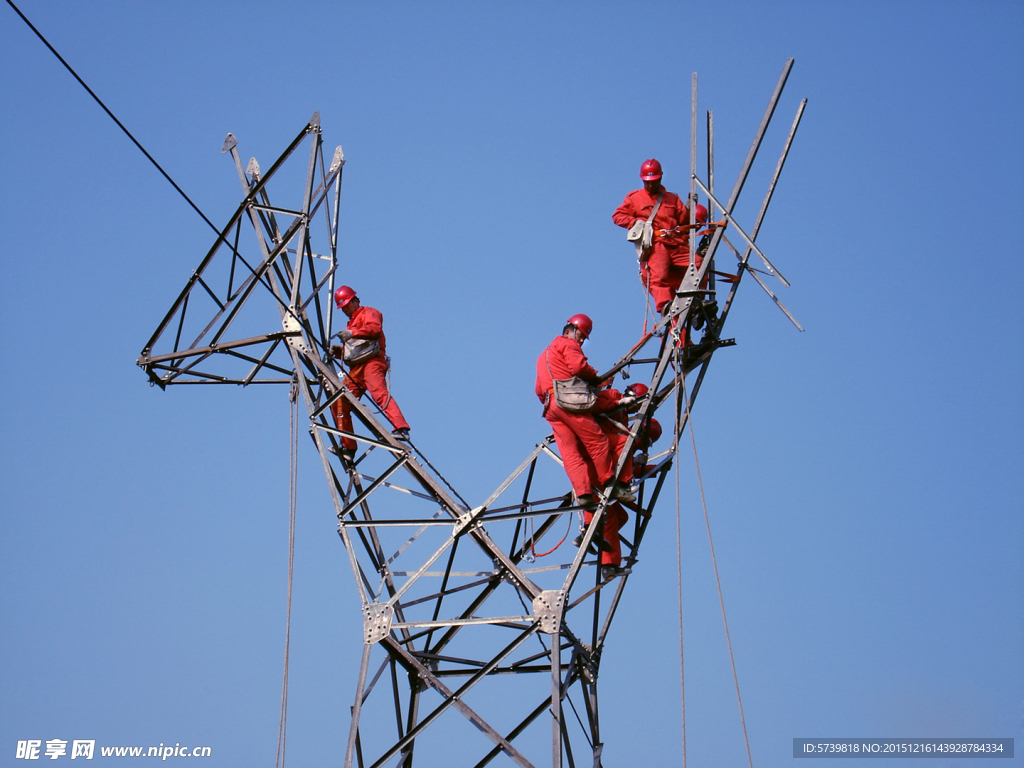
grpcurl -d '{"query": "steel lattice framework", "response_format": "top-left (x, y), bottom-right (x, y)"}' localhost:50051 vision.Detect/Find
top-left (137, 61), bottom-right (804, 768)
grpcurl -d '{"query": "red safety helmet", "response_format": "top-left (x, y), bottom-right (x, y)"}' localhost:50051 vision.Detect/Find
top-left (566, 313), bottom-right (593, 339)
top-left (334, 285), bottom-right (357, 308)
top-left (625, 383), bottom-right (649, 398)
top-left (693, 203), bottom-right (708, 224)
top-left (646, 417), bottom-right (663, 443)
top-left (640, 158), bottom-right (663, 181)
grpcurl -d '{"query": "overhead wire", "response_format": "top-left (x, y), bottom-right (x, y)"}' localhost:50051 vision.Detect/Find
top-left (8, 7), bottom-right (310, 759)
top-left (6, 0), bottom-right (220, 236)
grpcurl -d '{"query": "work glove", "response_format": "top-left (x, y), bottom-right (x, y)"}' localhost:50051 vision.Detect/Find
top-left (330, 344), bottom-right (343, 358)
top-left (617, 395), bottom-right (637, 409)
top-left (336, 329), bottom-right (354, 343)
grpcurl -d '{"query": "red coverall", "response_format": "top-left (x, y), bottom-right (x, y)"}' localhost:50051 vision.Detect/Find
top-left (598, 503), bottom-right (629, 567)
top-left (331, 305), bottom-right (410, 451)
top-left (536, 338), bottom-right (623, 566)
top-left (593, 388), bottom-right (633, 484)
top-left (613, 188), bottom-right (697, 312)
top-left (535, 336), bottom-right (613, 499)
top-left (590, 389), bottom-right (634, 567)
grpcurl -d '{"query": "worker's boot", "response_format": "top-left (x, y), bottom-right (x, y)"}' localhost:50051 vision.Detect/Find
top-left (610, 482), bottom-right (636, 504)
top-left (702, 299), bottom-right (719, 331)
top-left (573, 530), bottom-right (612, 553)
top-left (690, 303), bottom-right (706, 331)
top-left (331, 444), bottom-right (356, 461)
top-left (602, 564), bottom-right (632, 581)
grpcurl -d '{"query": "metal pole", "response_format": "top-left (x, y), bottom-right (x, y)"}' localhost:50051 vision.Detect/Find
top-left (344, 642), bottom-right (373, 768)
top-left (707, 110), bottom-right (715, 296)
top-left (551, 635), bottom-right (563, 768)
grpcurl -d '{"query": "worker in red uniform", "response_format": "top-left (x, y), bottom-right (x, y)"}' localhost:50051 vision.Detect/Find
top-left (535, 314), bottom-right (635, 509)
top-left (577, 398), bottom-right (663, 578)
top-left (536, 315), bottom-right (635, 578)
top-left (593, 383), bottom-right (645, 486)
top-left (631, 415), bottom-right (665, 480)
top-left (612, 159), bottom-right (707, 313)
top-left (584, 384), bottom-right (644, 578)
top-left (329, 286), bottom-right (410, 457)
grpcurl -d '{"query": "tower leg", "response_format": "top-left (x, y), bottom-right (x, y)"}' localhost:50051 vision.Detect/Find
top-left (399, 678), bottom-right (421, 767)
top-left (551, 635), bottom-right (562, 768)
top-left (345, 642), bottom-right (373, 768)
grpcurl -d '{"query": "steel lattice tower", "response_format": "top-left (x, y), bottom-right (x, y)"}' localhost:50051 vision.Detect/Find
top-left (137, 61), bottom-right (804, 768)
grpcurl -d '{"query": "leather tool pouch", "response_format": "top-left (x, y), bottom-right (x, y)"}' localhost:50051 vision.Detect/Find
top-left (552, 376), bottom-right (598, 413)
top-left (546, 350), bottom-right (598, 413)
top-left (627, 190), bottom-right (664, 260)
top-left (343, 337), bottom-right (380, 365)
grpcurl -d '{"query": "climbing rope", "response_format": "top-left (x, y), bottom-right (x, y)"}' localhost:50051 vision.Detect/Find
top-left (672, 347), bottom-right (687, 768)
top-left (678, 371), bottom-right (754, 768)
top-left (276, 384), bottom-right (299, 768)
top-left (640, 260), bottom-right (655, 336)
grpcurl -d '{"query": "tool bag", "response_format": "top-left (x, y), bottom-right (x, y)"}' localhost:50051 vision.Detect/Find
top-left (342, 336), bottom-right (381, 365)
top-left (626, 189), bottom-right (664, 260)
top-left (545, 350), bottom-right (598, 413)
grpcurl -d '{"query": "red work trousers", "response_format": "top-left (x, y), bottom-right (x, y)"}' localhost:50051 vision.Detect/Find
top-left (640, 251), bottom-right (704, 312)
top-left (584, 503), bottom-right (628, 567)
top-left (599, 420), bottom-right (634, 484)
top-left (331, 356), bottom-right (409, 450)
top-left (544, 401), bottom-right (613, 499)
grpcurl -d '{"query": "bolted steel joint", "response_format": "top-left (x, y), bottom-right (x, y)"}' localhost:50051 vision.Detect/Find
top-left (532, 590), bottom-right (565, 635)
top-left (363, 602), bottom-right (394, 645)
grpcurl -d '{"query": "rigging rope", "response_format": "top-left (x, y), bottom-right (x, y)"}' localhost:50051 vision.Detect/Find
top-left (529, 511), bottom-right (572, 559)
top-left (641, 261), bottom-right (654, 337)
top-left (673, 346), bottom-right (687, 768)
top-left (6, 0), bottom-right (221, 237)
top-left (679, 369), bottom-right (754, 768)
top-left (276, 384), bottom-right (299, 768)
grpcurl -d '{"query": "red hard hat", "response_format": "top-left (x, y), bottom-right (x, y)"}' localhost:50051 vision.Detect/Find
top-left (646, 418), bottom-right (663, 443)
top-left (566, 313), bottom-right (593, 339)
top-left (334, 285), bottom-right (357, 308)
top-left (694, 203), bottom-right (708, 224)
top-left (640, 158), bottom-right (663, 181)
top-left (626, 383), bottom-right (649, 398)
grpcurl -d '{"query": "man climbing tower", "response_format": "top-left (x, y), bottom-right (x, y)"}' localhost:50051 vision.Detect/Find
top-left (535, 314), bottom-right (635, 511)
top-left (330, 285), bottom-right (411, 457)
top-left (613, 159), bottom-right (703, 314)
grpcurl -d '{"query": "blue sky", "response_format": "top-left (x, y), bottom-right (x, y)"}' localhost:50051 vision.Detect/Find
top-left (2, 1), bottom-right (1022, 766)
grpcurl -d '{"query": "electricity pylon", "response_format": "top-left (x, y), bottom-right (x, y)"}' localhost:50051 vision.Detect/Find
top-left (137, 61), bottom-right (804, 768)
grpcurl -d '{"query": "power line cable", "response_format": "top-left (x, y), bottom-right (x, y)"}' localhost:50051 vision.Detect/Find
top-left (6, 0), bottom-right (220, 236)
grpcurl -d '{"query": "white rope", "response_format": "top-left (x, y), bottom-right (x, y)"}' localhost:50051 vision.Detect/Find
top-left (673, 347), bottom-right (687, 768)
top-left (679, 370), bottom-right (754, 768)
top-left (276, 385), bottom-right (299, 768)
top-left (640, 260), bottom-right (655, 336)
